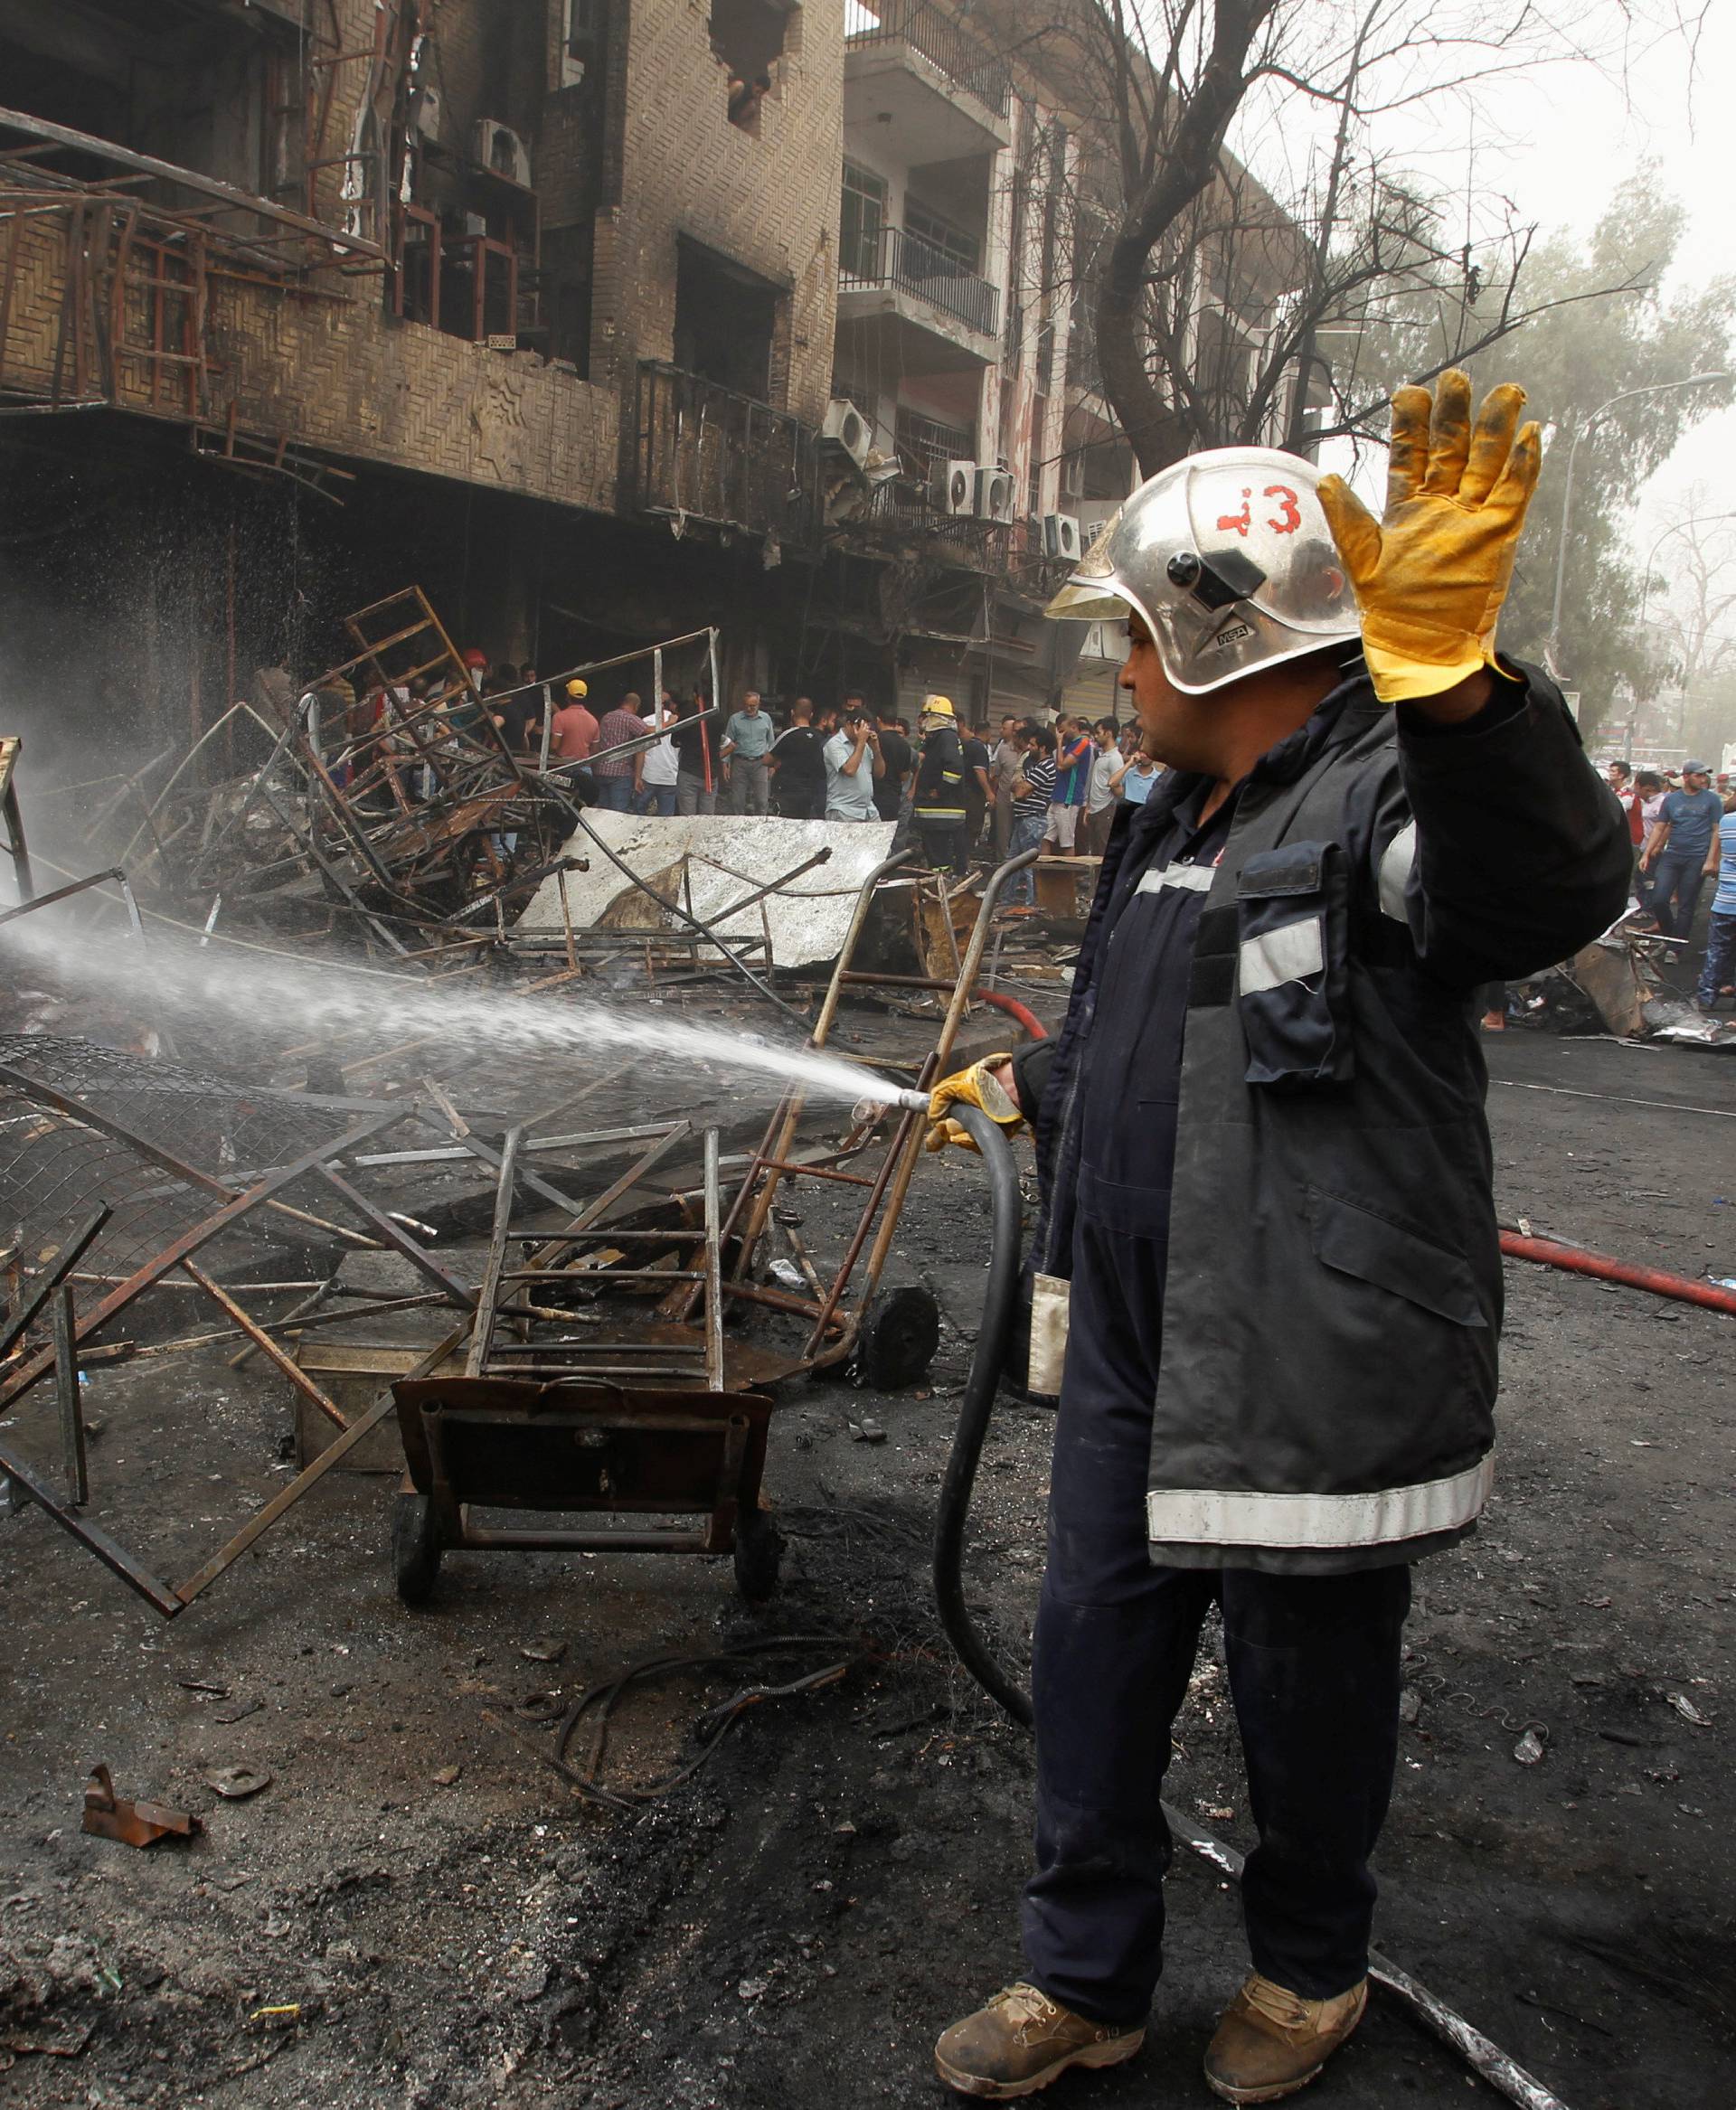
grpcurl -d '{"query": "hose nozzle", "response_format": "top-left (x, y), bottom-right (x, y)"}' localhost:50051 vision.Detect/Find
top-left (852, 1086), bottom-right (933, 1126)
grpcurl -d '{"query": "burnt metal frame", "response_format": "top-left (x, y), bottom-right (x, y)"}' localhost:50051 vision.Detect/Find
top-left (398, 1380), bottom-right (772, 1561)
top-left (390, 1122), bottom-right (760, 1571)
top-left (673, 844), bottom-right (1041, 1371)
top-left (0, 1083), bottom-right (486, 1616)
top-left (442, 1118), bottom-right (721, 1389)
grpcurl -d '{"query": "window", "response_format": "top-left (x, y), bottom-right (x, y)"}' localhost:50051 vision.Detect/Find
top-left (840, 162), bottom-right (887, 278)
top-left (674, 238), bottom-right (780, 400)
top-left (568, 0), bottom-right (604, 57)
top-left (903, 202), bottom-right (979, 276)
top-left (1026, 391), bottom-right (1046, 520)
top-left (711, 0), bottom-right (797, 130)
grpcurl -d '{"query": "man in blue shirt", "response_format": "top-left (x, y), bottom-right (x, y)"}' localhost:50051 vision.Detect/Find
top-left (1043, 717), bottom-right (1096, 856)
top-left (722, 691), bottom-right (776, 815)
top-left (1642, 761), bottom-right (1722, 952)
top-left (1694, 796), bottom-right (1736, 1010)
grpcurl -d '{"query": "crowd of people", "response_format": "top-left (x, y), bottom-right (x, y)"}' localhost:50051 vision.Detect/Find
top-left (408, 664), bottom-right (1165, 886)
top-left (1604, 757), bottom-right (1735, 1009)
top-left (330, 655), bottom-right (1733, 1006)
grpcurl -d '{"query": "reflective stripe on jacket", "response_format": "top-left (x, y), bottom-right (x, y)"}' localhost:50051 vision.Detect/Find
top-left (912, 725), bottom-right (965, 821)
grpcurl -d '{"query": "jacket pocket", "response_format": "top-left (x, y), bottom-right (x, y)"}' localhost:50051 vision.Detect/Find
top-left (1236, 843), bottom-right (1352, 1088)
top-left (1305, 1187), bottom-right (1487, 1328)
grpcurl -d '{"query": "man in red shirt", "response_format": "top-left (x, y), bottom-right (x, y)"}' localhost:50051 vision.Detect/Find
top-left (548, 678), bottom-right (599, 801)
top-left (550, 680), bottom-right (598, 760)
top-left (1606, 760), bottom-right (1642, 851)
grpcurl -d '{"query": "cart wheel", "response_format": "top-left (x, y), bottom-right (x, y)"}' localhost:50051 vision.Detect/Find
top-left (859, 1286), bottom-right (941, 1390)
top-left (732, 1504), bottom-right (784, 1604)
top-left (392, 1493), bottom-right (442, 1606)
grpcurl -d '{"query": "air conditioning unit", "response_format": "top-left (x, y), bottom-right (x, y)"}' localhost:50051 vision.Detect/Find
top-left (821, 398), bottom-right (871, 467)
top-left (472, 118), bottom-right (532, 188)
top-left (1043, 512), bottom-right (1082, 561)
top-left (941, 459), bottom-right (982, 516)
top-left (976, 467), bottom-right (1017, 523)
top-left (412, 87), bottom-right (442, 140)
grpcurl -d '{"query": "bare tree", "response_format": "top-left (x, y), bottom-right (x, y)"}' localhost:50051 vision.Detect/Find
top-left (1652, 495), bottom-right (1736, 746)
top-left (979, 0), bottom-right (1704, 476)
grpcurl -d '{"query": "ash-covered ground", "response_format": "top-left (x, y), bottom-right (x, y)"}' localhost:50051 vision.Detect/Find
top-left (2, 1026), bottom-right (1732, 2110)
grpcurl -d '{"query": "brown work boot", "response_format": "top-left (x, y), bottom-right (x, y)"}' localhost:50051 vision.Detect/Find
top-left (935, 1982), bottom-right (1145, 2099)
top-left (1203, 1973), bottom-right (1367, 2103)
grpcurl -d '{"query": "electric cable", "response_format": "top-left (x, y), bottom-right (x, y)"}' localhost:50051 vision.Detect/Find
top-left (542, 1633), bottom-right (860, 1808)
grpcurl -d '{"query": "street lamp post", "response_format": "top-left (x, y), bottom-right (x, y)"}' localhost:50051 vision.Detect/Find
top-left (1628, 511), bottom-right (1736, 759)
top-left (1544, 372), bottom-right (1732, 677)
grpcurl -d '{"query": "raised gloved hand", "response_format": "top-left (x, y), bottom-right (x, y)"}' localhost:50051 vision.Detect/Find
top-left (925, 1055), bottom-right (1022, 1154)
top-left (1317, 368), bottom-right (1542, 703)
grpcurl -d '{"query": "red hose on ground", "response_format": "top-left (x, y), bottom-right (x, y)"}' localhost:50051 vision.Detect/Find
top-left (1499, 1231), bottom-right (1736, 1316)
top-left (966, 1000), bottom-right (1725, 1318)
top-left (976, 990), bottom-right (1048, 1041)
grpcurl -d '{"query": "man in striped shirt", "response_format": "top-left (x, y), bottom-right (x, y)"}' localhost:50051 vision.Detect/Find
top-left (1007, 721), bottom-right (1056, 908)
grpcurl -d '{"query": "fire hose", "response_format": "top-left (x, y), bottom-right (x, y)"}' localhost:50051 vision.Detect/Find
top-left (933, 1100), bottom-right (1575, 2110)
top-left (1499, 1230), bottom-right (1736, 1316)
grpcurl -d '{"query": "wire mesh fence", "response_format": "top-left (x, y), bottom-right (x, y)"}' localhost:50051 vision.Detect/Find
top-left (0, 1035), bottom-right (373, 1300)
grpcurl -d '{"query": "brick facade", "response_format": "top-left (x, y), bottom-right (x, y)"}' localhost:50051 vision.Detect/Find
top-left (593, 0), bottom-right (843, 424)
top-left (0, 214), bottom-right (618, 512)
top-left (206, 292), bottom-right (619, 511)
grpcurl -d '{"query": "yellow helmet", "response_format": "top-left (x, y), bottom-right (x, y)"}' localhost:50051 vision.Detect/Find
top-left (564, 678), bottom-right (589, 700)
top-left (920, 693), bottom-right (957, 721)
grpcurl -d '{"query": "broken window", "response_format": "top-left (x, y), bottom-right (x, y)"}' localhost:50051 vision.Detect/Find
top-left (674, 239), bottom-right (781, 400)
top-left (711, 0), bottom-right (798, 130)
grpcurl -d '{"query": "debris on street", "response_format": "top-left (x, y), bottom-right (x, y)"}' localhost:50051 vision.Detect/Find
top-left (80, 1766), bottom-right (201, 1850)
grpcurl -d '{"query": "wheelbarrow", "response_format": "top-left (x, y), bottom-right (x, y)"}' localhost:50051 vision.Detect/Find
top-left (389, 1375), bottom-right (783, 1606)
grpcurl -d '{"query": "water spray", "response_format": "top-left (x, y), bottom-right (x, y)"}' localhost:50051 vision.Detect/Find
top-left (3, 910), bottom-right (941, 1119)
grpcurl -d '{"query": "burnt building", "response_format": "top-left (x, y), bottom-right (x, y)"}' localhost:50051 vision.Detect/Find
top-left (0, 1), bottom-right (1311, 772)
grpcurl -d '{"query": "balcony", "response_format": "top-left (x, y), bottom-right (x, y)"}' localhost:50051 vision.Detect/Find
top-left (837, 225), bottom-right (1000, 371)
top-left (837, 476), bottom-right (1013, 575)
top-left (635, 363), bottom-right (822, 551)
top-left (845, 2), bottom-right (1013, 158)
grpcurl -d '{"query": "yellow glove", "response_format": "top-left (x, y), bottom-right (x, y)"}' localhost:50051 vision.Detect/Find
top-left (1316, 368), bottom-right (1543, 704)
top-left (925, 1055), bottom-right (1022, 1154)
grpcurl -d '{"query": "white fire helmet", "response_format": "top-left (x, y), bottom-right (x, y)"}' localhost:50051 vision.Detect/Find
top-left (1046, 447), bottom-right (1361, 694)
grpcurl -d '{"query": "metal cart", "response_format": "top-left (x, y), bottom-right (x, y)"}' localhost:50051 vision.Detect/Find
top-left (386, 847), bottom-right (1038, 1606)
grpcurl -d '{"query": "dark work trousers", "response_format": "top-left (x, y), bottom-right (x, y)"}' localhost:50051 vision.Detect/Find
top-left (1649, 849), bottom-right (1708, 939)
top-left (1697, 910), bottom-right (1736, 1007)
top-left (917, 816), bottom-right (969, 874)
top-left (1021, 1188), bottom-right (1412, 2024)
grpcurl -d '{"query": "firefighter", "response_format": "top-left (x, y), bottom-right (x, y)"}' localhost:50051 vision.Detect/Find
top-left (912, 693), bottom-right (970, 874)
top-left (926, 373), bottom-right (1629, 2104)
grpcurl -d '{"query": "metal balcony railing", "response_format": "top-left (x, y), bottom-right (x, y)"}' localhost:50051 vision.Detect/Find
top-left (841, 225), bottom-right (1000, 339)
top-left (845, 2), bottom-right (1012, 118)
top-left (848, 476), bottom-right (1013, 572)
top-left (635, 363), bottom-right (822, 550)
